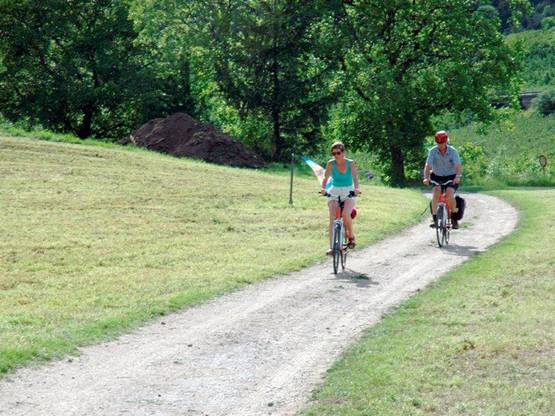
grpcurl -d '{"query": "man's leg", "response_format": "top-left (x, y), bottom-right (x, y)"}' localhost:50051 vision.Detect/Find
top-left (446, 187), bottom-right (458, 228)
top-left (431, 186), bottom-right (440, 227)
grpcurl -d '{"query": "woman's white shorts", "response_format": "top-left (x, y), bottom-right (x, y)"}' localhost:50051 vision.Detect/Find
top-left (327, 185), bottom-right (356, 203)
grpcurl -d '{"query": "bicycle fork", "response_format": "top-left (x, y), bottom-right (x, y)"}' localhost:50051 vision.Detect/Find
top-left (331, 218), bottom-right (345, 251)
top-left (436, 201), bottom-right (448, 228)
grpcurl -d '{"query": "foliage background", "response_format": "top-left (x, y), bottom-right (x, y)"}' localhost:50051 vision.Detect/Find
top-left (0, 0), bottom-right (553, 186)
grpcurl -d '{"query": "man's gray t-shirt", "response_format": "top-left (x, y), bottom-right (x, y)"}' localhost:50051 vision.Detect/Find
top-left (426, 145), bottom-right (461, 176)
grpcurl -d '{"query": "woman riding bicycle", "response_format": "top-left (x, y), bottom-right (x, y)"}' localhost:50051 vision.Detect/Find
top-left (320, 142), bottom-right (360, 255)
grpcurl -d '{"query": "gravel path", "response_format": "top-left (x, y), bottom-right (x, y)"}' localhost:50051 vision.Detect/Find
top-left (0, 193), bottom-right (517, 416)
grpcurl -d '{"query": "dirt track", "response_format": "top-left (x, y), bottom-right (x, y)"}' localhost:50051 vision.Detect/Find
top-left (0, 193), bottom-right (517, 416)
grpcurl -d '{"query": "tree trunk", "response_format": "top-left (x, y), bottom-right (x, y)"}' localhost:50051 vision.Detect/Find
top-left (270, 33), bottom-right (284, 161)
top-left (271, 106), bottom-right (285, 161)
top-left (77, 104), bottom-right (94, 138)
top-left (389, 143), bottom-right (406, 187)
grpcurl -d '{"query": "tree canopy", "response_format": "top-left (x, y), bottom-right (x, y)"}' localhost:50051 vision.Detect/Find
top-left (0, 0), bottom-right (194, 139)
top-left (327, 0), bottom-right (526, 184)
top-left (0, 0), bottom-right (534, 184)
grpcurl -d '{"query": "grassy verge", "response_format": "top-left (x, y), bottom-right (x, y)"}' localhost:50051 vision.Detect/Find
top-left (0, 118), bottom-right (381, 183)
top-left (305, 188), bottom-right (555, 415)
top-left (0, 135), bottom-right (428, 375)
top-left (0, 118), bottom-right (128, 149)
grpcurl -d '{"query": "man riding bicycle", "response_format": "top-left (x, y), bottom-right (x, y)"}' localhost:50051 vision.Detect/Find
top-left (321, 141), bottom-right (360, 255)
top-left (422, 131), bottom-right (462, 229)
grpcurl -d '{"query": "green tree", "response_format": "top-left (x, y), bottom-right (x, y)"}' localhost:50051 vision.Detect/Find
top-left (489, 0), bottom-right (550, 31)
top-left (169, 0), bottom-right (341, 160)
top-left (0, 0), bottom-right (194, 139)
top-left (331, 0), bottom-right (528, 185)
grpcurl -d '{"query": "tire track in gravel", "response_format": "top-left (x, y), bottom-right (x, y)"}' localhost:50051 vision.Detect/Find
top-left (0, 193), bottom-right (518, 416)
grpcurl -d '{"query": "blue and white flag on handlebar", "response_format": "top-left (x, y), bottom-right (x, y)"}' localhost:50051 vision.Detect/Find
top-left (302, 156), bottom-right (333, 191)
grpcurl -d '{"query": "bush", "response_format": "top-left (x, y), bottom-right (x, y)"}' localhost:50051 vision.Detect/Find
top-left (541, 16), bottom-right (555, 30)
top-left (459, 142), bottom-right (487, 181)
top-left (477, 5), bottom-right (499, 20)
top-left (537, 90), bottom-right (555, 116)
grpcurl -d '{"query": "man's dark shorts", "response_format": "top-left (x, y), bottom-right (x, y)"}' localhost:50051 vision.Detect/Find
top-left (431, 173), bottom-right (459, 191)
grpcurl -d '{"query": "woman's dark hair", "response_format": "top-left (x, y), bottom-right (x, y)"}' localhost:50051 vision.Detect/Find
top-left (330, 141), bottom-right (345, 152)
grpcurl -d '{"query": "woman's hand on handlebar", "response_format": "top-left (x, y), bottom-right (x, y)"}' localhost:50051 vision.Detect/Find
top-left (320, 189), bottom-right (328, 196)
top-left (423, 178), bottom-right (430, 186)
top-left (355, 188), bottom-right (361, 196)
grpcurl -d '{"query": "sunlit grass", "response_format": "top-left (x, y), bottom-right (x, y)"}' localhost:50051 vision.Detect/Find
top-left (0, 135), bottom-right (427, 374)
top-left (306, 189), bottom-right (555, 415)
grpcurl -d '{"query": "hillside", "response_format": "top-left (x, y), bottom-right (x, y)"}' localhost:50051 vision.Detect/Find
top-left (449, 110), bottom-right (555, 186)
top-left (439, 28), bottom-right (555, 187)
top-left (0, 135), bottom-right (427, 374)
top-left (507, 27), bottom-right (555, 91)
top-left (493, 0), bottom-right (555, 32)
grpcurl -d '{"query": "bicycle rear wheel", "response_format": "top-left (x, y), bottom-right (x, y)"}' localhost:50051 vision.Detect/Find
top-left (332, 223), bottom-right (341, 274)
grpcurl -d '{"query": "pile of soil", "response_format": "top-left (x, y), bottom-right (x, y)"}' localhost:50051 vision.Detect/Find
top-left (122, 113), bottom-right (265, 168)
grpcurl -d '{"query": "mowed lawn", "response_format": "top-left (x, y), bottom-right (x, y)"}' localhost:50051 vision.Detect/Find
top-left (306, 189), bottom-right (555, 416)
top-left (0, 136), bottom-right (427, 374)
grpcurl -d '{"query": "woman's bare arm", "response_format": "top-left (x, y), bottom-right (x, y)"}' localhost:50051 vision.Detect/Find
top-left (321, 161), bottom-right (332, 193)
top-left (351, 161), bottom-right (360, 194)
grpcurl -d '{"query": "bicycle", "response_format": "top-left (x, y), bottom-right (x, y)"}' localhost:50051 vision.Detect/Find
top-left (430, 179), bottom-right (454, 247)
top-left (323, 190), bottom-right (356, 274)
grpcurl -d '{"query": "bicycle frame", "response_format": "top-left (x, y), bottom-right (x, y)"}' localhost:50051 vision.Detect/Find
top-left (431, 180), bottom-right (454, 216)
top-left (324, 191), bottom-right (355, 274)
top-left (332, 196), bottom-right (348, 250)
top-left (430, 180), bottom-right (453, 247)
top-left (438, 188), bottom-right (451, 213)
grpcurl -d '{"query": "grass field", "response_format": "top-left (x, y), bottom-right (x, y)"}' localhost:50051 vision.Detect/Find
top-left (0, 135), bottom-right (428, 375)
top-left (305, 188), bottom-right (555, 415)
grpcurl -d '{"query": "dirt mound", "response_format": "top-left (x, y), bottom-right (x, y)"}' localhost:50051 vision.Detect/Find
top-left (123, 113), bottom-right (265, 168)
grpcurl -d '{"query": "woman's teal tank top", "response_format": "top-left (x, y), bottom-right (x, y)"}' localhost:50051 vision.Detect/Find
top-left (332, 160), bottom-right (353, 187)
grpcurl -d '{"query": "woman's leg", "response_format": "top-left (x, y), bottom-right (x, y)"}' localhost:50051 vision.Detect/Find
top-left (342, 198), bottom-right (355, 241)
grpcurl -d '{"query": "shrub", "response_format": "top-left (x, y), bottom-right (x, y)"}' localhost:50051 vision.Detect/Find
top-left (477, 5), bottom-right (498, 20)
top-left (537, 90), bottom-right (555, 116)
top-left (541, 16), bottom-right (555, 30)
top-left (459, 142), bottom-right (487, 181)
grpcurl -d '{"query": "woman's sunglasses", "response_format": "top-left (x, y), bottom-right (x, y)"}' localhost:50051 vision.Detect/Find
top-left (332, 150), bottom-right (343, 156)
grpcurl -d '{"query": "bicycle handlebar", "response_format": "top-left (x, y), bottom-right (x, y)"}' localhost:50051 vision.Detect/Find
top-left (320, 190), bottom-right (358, 198)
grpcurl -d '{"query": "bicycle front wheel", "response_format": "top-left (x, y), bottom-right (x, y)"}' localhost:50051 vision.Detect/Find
top-left (341, 247), bottom-right (347, 271)
top-left (440, 205), bottom-right (450, 246)
top-left (436, 206), bottom-right (444, 247)
top-left (332, 223), bottom-right (341, 274)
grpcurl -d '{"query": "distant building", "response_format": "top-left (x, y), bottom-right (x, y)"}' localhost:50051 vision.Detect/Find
top-left (519, 91), bottom-right (541, 110)
top-left (492, 91), bottom-right (541, 110)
